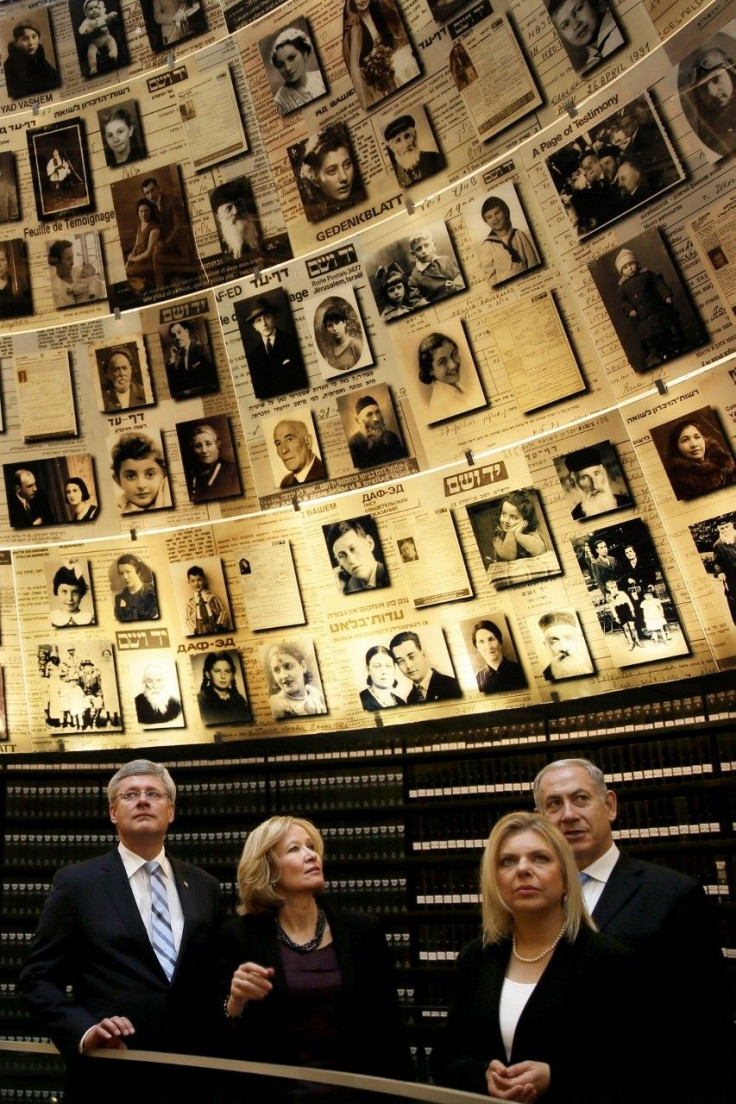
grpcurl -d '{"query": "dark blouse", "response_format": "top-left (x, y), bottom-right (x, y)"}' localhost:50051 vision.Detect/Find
top-left (280, 943), bottom-right (348, 1075)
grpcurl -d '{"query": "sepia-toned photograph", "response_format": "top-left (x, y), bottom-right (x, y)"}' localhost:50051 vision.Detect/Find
top-left (130, 653), bottom-right (183, 728)
top-left (553, 439), bottom-right (633, 521)
top-left (323, 515), bottom-right (389, 595)
top-left (310, 290), bottom-right (372, 380)
top-left (61, 462), bottom-right (99, 524)
top-left (46, 558), bottom-right (96, 628)
top-left (1, 8), bottom-right (60, 101)
top-left (139, 0), bottom-right (207, 53)
top-left (173, 557), bottom-right (232, 638)
top-left (688, 510), bottom-right (736, 626)
top-left (377, 105), bottom-right (444, 189)
top-left (235, 288), bottom-right (309, 401)
top-left (678, 31), bottom-right (736, 159)
top-left (97, 100), bottom-right (146, 166)
top-left (467, 486), bottom-right (561, 590)
top-left (159, 314), bottom-right (219, 400)
top-left (47, 232), bottom-right (106, 311)
top-left (260, 636), bottom-right (328, 721)
top-left (341, 0), bottom-right (420, 110)
top-left (543, 0), bottom-right (624, 76)
top-left (175, 414), bottom-right (242, 504)
top-left (69, 0), bottom-right (129, 80)
top-left (405, 319), bottom-right (486, 426)
top-left (587, 228), bottom-right (707, 372)
top-left (460, 613), bottom-right (528, 695)
top-left (650, 404), bottom-right (736, 501)
top-left (27, 119), bottom-right (93, 221)
top-left (191, 648), bottom-right (251, 726)
top-left (208, 177), bottom-right (262, 279)
top-left (0, 238), bottom-right (32, 319)
top-left (383, 625), bottom-right (460, 706)
top-left (366, 219), bottom-right (466, 320)
top-left (259, 18), bottom-right (327, 115)
top-left (265, 411), bottom-right (326, 490)
top-left (39, 641), bottom-right (121, 732)
top-left (90, 335), bottom-right (153, 413)
top-left (337, 383), bottom-right (408, 471)
top-left (526, 608), bottom-right (595, 683)
top-left (288, 122), bottom-right (367, 223)
top-left (109, 552), bottom-right (159, 623)
top-left (468, 181), bottom-right (541, 289)
top-left (108, 428), bottom-right (172, 515)
top-left (0, 153), bottom-right (19, 223)
top-left (4, 455), bottom-right (97, 530)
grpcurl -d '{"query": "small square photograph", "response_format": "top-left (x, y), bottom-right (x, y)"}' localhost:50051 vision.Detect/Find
top-left (410, 320), bottom-right (486, 425)
top-left (688, 511), bottom-right (736, 626)
top-left (467, 181), bottom-right (541, 289)
top-left (1, 9), bottom-right (61, 101)
top-left (527, 608), bottom-right (595, 682)
top-left (366, 219), bottom-right (465, 320)
top-left (69, 0), bottom-right (129, 80)
top-left (139, 0), bottom-right (207, 53)
top-left (587, 228), bottom-right (707, 372)
top-left (0, 238), bottom-right (32, 319)
top-left (109, 551), bottom-right (159, 622)
top-left (40, 641), bottom-right (122, 732)
top-left (90, 335), bottom-right (153, 412)
top-left (260, 636), bottom-right (327, 720)
top-left (46, 558), bottom-right (95, 628)
top-left (47, 232), bottom-right (106, 310)
top-left (323, 515), bottom-right (389, 595)
top-left (467, 487), bottom-right (562, 590)
top-left (27, 119), bottom-right (93, 221)
top-left (209, 177), bottom-right (262, 275)
top-left (175, 414), bottom-right (242, 504)
top-left (460, 613), bottom-right (527, 694)
top-left (130, 653), bottom-right (183, 728)
top-left (310, 290), bottom-right (372, 380)
top-left (173, 557), bottom-right (232, 637)
top-left (192, 648), bottom-right (251, 726)
top-left (397, 536), bottom-right (417, 562)
top-left (265, 411), bottom-right (326, 489)
top-left (259, 19), bottom-right (327, 116)
top-left (4, 455), bottom-right (97, 530)
top-left (234, 288), bottom-right (309, 401)
top-left (377, 106), bottom-right (445, 189)
top-left (160, 316), bottom-right (218, 399)
top-left (543, 0), bottom-right (624, 77)
top-left (650, 405), bottom-right (736, 501)
top-left (553, 439), bottom-right (633, 521)
top-left (97, 100), bottom-right (146, 167)
top-left (288, 122), bottom-right (367, 224)
top-left (678, 31), bottom-right (736, 159)
top-left (337, 383), bottom-right (408, 470)
top-left (0, 153), bottom-right (20, 222)
top-left (544, 93), bottom-right (683, 239)
top-left (341, 0), bottom-right (420, 110)
top-left (108, 428), bottom-right (173, 515)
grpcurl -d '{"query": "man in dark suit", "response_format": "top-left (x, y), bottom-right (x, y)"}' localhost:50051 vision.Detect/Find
top-left (273, 418), bottom-right (326, 488)
top-left (19, 759), bottom-right (221, 1104)
top-left (534, 757), bottom-right (734, 1104)
top-left (7, 467), bottom-right (56, 528)
top-left (237, 296), bottom-right (309, 400)
top-left (389, 630), bottom-right (461, 704)
top-left (101, 347), bottom-right (146, 411)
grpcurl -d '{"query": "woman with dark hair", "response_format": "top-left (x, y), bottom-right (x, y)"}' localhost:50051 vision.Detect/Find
top-left (471, 620), bottom-right (527, 694)
top-left (101, 106), bottom-right (144, 166)
top-left (50, 565), bottom-right (94, 627)
top-left (664, 414), bottom-right (736, 500)
top-left (64, 477), bottom-right (98, 522)
top-left (341, 0), bottom-right (416, 109)
top-left (491, 491), bottom-right (547, 562)
top-left (197, 650), bottom-right (250, 724)
top-left (359, 644), bottom-right (405, 710)
top-left (125, 198), bottom-right (160, 288)
top-left (299, 125), bottom-right (366, 222)
top-left (320, 301), bottom-right (362, 371)
top-left (418, 332), bottom-right (483, 423)
top-left (113, 553), bottom-right (159, 622)
top-left (271, 26), bottom-right (326, 114)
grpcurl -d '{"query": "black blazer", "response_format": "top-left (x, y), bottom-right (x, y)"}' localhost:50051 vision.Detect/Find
top-left (431, 925), bottom-right (654, 1104)
top-left (217, 904), bottom-right (412, 1083)
top-left (407, 668), bottom-right (461, 704)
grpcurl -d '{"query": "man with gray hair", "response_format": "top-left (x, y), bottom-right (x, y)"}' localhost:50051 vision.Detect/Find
top-left (19, 759), bottom-right (221, 1104)
top-left (534, 756), bottom-right (734, 1102)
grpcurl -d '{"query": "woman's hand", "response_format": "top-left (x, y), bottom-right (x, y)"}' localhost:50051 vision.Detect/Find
top-left (227, 960), bottom-right (274, 1017)
top-left (487, 1059), bottom-right (551, 1101)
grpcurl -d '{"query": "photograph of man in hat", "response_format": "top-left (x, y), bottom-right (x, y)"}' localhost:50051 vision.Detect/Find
top-left (209, 178), bottom-right (261, 264)
top-left (556, 441), bottom-right (632, 521)
top-left (340, 388), bottom-right (408, 470)
top-left (382, 110), bottom-right (444, 188)
top-left (679, 35), bottom-right (736, 158)
top-left (235, 288), bottom-right (309, 400)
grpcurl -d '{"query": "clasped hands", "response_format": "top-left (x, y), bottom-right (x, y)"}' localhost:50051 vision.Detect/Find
top-left (486, 1059), bottom-right (550, 1101)
top-left (227, 960), bottom-right (275, 1017)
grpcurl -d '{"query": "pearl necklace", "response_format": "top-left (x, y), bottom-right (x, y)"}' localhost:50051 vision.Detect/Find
top-left (276, 908), bottom-right (326, 954)
top-left (512, 919), bottom-right (568, 963)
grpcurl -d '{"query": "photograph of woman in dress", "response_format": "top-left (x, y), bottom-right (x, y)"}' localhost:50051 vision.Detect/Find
top-left (653, 407), bottom-right (736, 500)
top-left (312, 293), bottom-right (370, 379)
top-left (291, 122), bottom-right (367, 223)
top-left (263, 22), bottom-right (327, 115)
top-left (359, 644), bottom-right (406, 710)
top-left (341, 0), bottom-right (419, 110)
top-left (64, 477), bottom-right (98, 522)
top-left (262, 639), bottom-right (327, 721)
top-left (98, 103), bottom-right (145, 166)
top-left (145, 0), bottom-right (206, 51)
top-left (111, 553), bottom-right (159, 622)
top-left (195, 649), bottom-right (250, 725)
top-left (124, 198), bottom-right (160, 291)
top-left (416, 327), bottom-right (486, 424)
top-left (465, 617), bottom-right (527, 694)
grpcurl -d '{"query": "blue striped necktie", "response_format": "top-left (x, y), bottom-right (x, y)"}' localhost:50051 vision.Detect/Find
top-left (145, 860), bottom-right (176, 981)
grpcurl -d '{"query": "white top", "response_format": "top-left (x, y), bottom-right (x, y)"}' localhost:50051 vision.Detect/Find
top-left (499, 976), bottom-right (536, 1060)
top-left (580, 841), bottom-right (620, 913)
top-left (118, 841), bottom-right (184, 950)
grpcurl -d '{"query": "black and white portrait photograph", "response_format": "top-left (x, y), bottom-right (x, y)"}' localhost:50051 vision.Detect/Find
top-left (571, 517), bottom-right (689, 666)
top-left (208, 177), bottom-right (262, 278)
top-left (139, 0), bottom-right (207, 53)
top-left (0, 238), bottom-right (32, 320)
top-left (175, 414), bottom-right (242, 504)
top-left (159, 315), bottom-right (219, 399)
top-left (191, 648), bottom-right (251, 726)
top-left (235, 288), bottom-right (309, 401)
top-left (366, 219), bottom-right (466, 320)
top-left (97, 100), bottom-right (146, 167)
top-left (259, 18), bottom-right (327, 115)
top-left (108, 428), bottom-right (172, 515)
top-left (69, 0), bottom-right (128, 80)
top-left (650, 404), bottom-right (736, 501)
top-left (265, 412), bottom-right (326, 490)
top-left (310, 290), bottom-right (372, 380)
top-left (45, 558), bottom-right (96, 628)
top-left (0, 153), bottom-right (19, 223)
top-left (173, 558), bottom-right (232, 638)
top-left (90, 336), bottom-right (153, 412)
top-left (553, 439), bottom-right (633, 521)
top-left (323, 515), bottom-right (389, 595)
top-left (377, 106), bottom-right (444, 189)
top-left (545, 93), bottom-right (683, 239)
top-left (40, 641), bottom-right (122, 732)
top-left (130, 654), bottom-right (183, 729)
top-left (288, 122), bottom-right (367, 224)
top-left (4, 454), bottom-right (97, 530)
top-left (27, 119), bottom-right (93, 221)
top-left (467, 181), bottom-right (541, 289)
top-left (398, 319), bottom-right (485, 426)
top-left (337, 383), bottom-right (408, 471)
top-left (61, 461), bottom-right (99, 524)
top-left (678, 31), bottom-right (736, 159)
top-left (341, 0), bottom-right (420, 110)
top-left (109, 552), bottom-right (159, 623)
top-left (350, 639), bottom-right (406, 712)
top-left (587, 228), bottom-right (706, 372)
top-left (1, 8), bottom-right (60, 101)
top-left (689, 510), bottom-right (736, 627)
top-left (526, 608), bottom-right (595, 683)
top-left (460, 613), bottom-right (528, 695)
top-left (260, 637), bottom-right (328, 721)
top-left (543, 0), bottom-right (624, 76)
top-left (47, 232), bottom-right (106, 311)
top-left (467, 486), bottom-right (561, 590)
